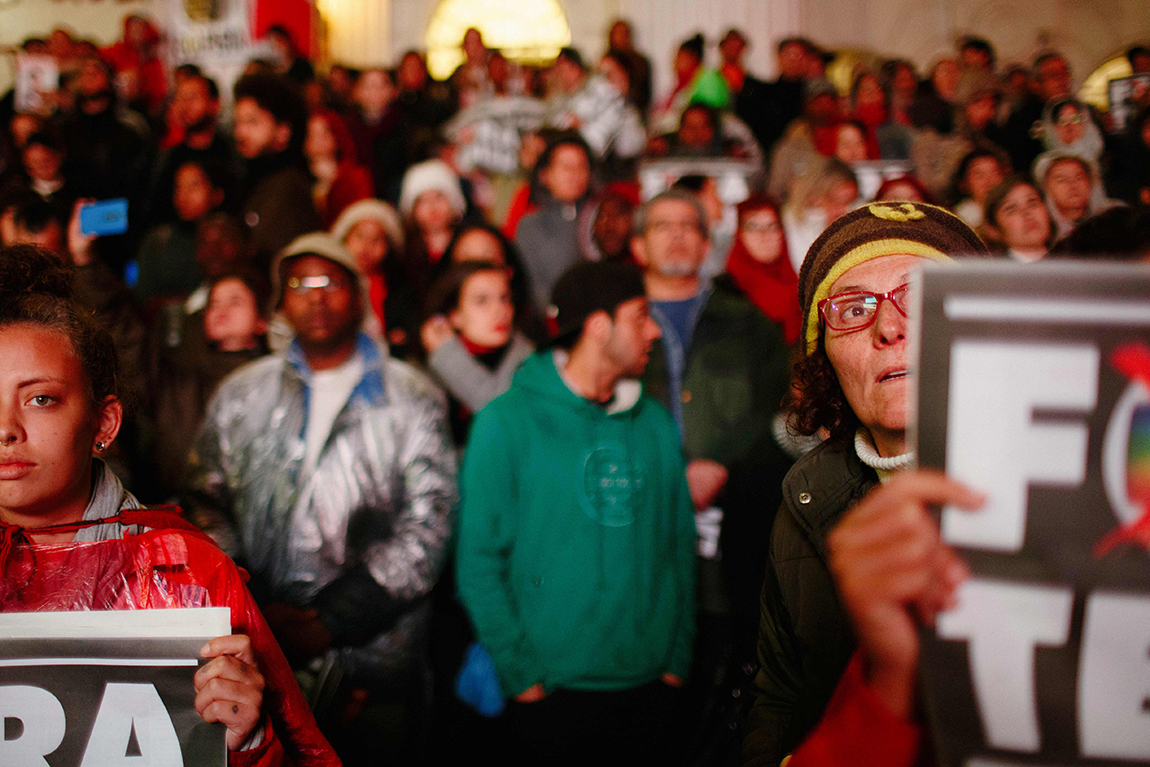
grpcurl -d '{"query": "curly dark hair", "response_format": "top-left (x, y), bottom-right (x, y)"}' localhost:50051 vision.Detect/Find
top-left (0, 244), bottom-right (118, 405)
top-left (787, 332), bottom-right (858, 441)
top-left (233, 72), bottom-right (308, 159)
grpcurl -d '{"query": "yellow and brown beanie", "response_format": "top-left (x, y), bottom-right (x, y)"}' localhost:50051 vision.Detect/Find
top-left (798, 202), bottom-right (988, 355)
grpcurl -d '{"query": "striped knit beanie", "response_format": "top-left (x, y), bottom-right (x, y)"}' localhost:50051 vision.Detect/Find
top-left (798, 202), bottom-right (987, 355)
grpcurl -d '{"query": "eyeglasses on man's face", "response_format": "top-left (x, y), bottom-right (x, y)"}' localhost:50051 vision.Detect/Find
top-left (648, 219), bottom-right (702, 236)
top-left (286, 275), bottom-right (349, 295)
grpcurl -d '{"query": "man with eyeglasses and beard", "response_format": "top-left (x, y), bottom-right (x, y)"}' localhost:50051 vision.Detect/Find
top-left (633, 189), bottom-right (793, 758)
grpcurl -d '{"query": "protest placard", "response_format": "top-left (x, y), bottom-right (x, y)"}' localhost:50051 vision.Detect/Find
top-left (1108, 74), bottom-right (1150, 134)
top-left (0, 608), bottom-right (229, 767)
top-left (165, 0), bottom-right (270, 109)
top-left (913, 261), bottom-right (1150, 767)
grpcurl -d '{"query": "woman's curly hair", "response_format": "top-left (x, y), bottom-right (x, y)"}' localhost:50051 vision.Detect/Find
top-left (786, 332), bottom-right (858, 441)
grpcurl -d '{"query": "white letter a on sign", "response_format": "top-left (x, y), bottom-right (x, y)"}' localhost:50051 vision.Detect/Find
top-left (80, 683), bottom-right (183, 767)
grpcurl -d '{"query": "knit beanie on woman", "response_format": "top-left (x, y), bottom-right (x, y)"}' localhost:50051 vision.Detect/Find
top-left (797, 201), bottom-right (988, 354)
top-left (399, 159), bottom-right (467, 219)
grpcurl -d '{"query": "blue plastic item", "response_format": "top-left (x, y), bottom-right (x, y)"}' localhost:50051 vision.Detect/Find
top-left (79, 198), bottom-right (129, 237)
top-left (454, 642), bottom-right (506, 717)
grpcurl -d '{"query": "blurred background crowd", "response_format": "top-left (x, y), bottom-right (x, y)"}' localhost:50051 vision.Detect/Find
top-left (0, 5), bottom-right (1147, 766)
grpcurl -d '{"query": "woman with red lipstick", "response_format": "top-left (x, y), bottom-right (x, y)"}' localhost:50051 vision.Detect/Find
top-left (420, 261), bottom-right (533, 445)
top-left (743, 203), bottom-right (989, 765)
top-left (0, 245), bottom-right (338, 767)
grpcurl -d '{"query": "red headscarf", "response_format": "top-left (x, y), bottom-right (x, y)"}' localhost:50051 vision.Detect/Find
top-left (812, 124), bottom-right (839, 157)
top-left (726, 195), bottom-right (801, 344)
top-left (311, 110), bottom-right (374, 225)
top-left (312, 109), bottom-right (359, 164)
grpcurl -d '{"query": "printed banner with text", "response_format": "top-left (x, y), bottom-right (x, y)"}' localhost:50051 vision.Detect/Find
top-left (913, 262), bottom-right (1150, 767)
top-left (0, 608), bottom-right (229, 767)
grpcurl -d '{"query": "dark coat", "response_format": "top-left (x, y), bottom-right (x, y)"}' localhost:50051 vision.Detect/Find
top-left (1000, 95), bottom-right (1046, 176)
top-left (73, 261), bottom-right (146, 403)
top-left (516, 200), bottom-right (585, 312)
top-left (643, 276), bottom-right (794, 651)
top-left (61, 105), bottom-right (152, 203)
top-left (147, 304), bottom-right (266, 498)
top-left (737, 76), bottom-right (805, 158)
top-left (240, 154), bottom-right (322, 269)
top-left (741, 436), bottom-right (879, 767)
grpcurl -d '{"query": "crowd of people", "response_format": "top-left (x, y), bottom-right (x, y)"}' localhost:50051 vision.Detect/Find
top-left (0, 11), bottom-right (1148, 767)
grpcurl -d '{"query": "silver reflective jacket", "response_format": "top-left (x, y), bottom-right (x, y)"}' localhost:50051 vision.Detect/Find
top-left (185, 334), bottom-right (457, 678)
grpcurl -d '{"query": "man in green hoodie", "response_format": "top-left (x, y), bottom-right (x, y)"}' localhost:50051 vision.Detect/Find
top-left (457, 260), bottom-right (697, 765)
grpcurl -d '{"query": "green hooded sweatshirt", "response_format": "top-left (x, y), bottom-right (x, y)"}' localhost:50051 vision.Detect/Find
top-left (457, 351), bottom-right (697, 697)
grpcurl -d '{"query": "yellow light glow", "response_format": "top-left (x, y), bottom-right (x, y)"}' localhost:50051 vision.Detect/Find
top-left (425, 0), bottom-right (572, 80)
top-left (316, 0), bottom-right (395, 68)
top-left (826, 49), bottom-right (882, 97)
top-left (1079, 55), bottom-right (1133, 113)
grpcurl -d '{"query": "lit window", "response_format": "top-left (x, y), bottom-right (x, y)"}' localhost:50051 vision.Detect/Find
top-left (424, 0), bottom-right (572, 81)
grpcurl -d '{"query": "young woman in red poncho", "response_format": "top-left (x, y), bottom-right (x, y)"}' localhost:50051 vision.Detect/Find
top-left (0, 244), bottom-right (339, 767)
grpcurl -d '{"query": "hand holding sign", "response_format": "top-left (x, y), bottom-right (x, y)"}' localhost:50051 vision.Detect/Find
top-left (0, 609), bottom-right (233, 766)
top-left (828, 471), bottom-right (982, 718)
top-left (195, 635), bottom-right (265, 752)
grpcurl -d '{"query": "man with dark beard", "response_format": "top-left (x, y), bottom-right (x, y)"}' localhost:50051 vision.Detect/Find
top-left (146, 73), bottom-right (238, 226)
top-left (231, 73), bottom-right (321, 269)
top-left (634, 190), bottom-right (793, 760)
top-left (457, 259), bottom-right (695, 766)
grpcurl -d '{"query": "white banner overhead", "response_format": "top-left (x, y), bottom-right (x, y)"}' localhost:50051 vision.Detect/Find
top-left (168, 0), bottom-right (254, 64)
top-left (165, 0), bottom-right (271, 109)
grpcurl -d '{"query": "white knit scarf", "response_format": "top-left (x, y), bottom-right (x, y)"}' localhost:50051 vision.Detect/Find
top-left (854, 428), bottom-right (915, 482)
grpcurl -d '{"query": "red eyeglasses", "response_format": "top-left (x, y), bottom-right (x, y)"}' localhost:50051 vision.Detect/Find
top-left (818, 283), bottom-right (911, 331)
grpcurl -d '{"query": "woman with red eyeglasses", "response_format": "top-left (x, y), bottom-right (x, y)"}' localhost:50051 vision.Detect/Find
top-left (743, 203), bottom-right (989, 766)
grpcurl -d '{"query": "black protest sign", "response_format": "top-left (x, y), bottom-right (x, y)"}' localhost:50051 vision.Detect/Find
top-left (913, 262), bottom-right (1150, 767)
top-left (1107, 74), bottom-right (1150, 134)
top-left (0, 612), bottom-right (226, 767)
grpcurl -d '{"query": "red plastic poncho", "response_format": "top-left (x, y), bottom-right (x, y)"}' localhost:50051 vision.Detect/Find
top-left (0, 508), bottom-right (341, 767)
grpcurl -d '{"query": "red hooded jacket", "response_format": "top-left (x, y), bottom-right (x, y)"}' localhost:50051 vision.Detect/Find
top-left (0, 509), bottom-right (341, 767)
